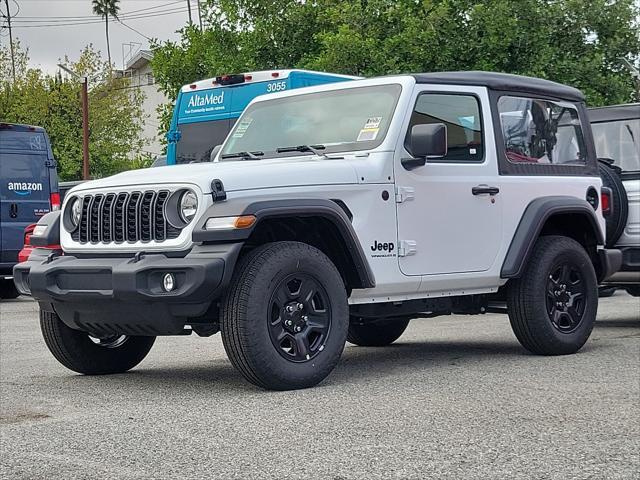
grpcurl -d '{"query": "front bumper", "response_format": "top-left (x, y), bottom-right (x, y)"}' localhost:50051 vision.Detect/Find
top-left (13, 244), bottom-right (241, 336)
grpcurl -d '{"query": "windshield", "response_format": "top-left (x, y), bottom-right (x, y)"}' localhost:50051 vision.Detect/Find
top-left (591, 118), bottom-right (640, 173)
top-left (176, 119), bottom-right (231, 164)
top-left (221, 84), bottom-right (402, 159)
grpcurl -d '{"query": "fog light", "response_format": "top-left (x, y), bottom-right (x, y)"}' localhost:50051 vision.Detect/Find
top-left (162, 273), bottom-right (175, 292)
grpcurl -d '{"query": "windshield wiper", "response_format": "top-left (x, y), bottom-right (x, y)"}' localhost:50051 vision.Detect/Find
top-left (220, 151), bottom-right (264, 160)
top-left (276, 144), bottom-right (327, 157)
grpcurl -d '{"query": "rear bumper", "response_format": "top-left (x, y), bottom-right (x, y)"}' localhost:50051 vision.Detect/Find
top-left (602, 246), bottom-right (640, 285)
top-left (598, 248), bottom-right (623, 282)
top-left (13, 244), bottom-right (241, 335)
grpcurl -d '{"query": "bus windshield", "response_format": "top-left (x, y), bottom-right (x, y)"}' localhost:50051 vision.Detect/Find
top-left (175, 119), bottom-right (230, 164)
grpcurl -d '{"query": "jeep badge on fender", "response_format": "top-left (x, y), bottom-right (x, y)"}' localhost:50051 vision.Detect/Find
top-left (15, 72), bottom-right (621, 390)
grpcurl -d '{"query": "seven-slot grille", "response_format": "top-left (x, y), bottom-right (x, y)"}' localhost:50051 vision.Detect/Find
top-left (71, 190), bottom-right (182, 244)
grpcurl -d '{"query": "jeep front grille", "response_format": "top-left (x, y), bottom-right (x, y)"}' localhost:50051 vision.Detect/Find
top-left (72, 190), bottom-right (182, 244)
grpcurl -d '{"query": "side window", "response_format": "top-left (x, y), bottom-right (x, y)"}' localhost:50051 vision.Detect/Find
top-left (406, 93), bottom-right (483, 162)
top-left (498, 96), bottom-right (587, 165)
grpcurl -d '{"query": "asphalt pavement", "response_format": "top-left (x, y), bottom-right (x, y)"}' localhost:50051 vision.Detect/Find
top-left (0, 293), bottom-right (638, 479)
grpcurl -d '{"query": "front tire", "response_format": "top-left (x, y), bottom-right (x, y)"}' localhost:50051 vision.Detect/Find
top-left (347, 317), bottom-right (410, 346)
top-left (221, 241), bottom-right (349, 390)
top-left (40, 310), bottom-right (156, 374)
top-left (507, 235), bottom-right (598, 355)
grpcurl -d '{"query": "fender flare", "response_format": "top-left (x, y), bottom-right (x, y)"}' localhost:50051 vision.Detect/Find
top-left (193, 198), bottom-right (375, 289)
top-left (501, 196), bottom-right (604, 278)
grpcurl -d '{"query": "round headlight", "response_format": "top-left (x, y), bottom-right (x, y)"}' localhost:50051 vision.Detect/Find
top-left (179, 190), bottom-right (198, 223)
top-left (70, 197), bottom-right (82, 227)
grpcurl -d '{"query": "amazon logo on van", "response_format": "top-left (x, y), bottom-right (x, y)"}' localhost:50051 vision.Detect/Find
top-left (7, 181), bottom-right (43, 195)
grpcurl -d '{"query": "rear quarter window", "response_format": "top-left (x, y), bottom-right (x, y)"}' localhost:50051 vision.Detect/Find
top-left (591, 118), bottom-right (640, 173)
top-left (498, 96), bottom-right (587, 166)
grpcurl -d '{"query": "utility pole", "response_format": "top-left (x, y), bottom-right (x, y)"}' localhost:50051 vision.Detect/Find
top-left (186, 0), bottom-right (192, 25)
top-left (197, 1), bottom-right (203, 31)
top-left (80, 76), bottom-right (90, 180)
top-left (58, 64), bottom-right (90, 180)
top-left (3, 0), bottom-right (15, 82)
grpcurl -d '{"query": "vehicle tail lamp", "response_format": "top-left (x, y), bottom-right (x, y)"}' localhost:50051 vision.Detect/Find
top-left (601, 187), bottom-right (612, 217)
top-left (50, 192), bottom-right (61, 211)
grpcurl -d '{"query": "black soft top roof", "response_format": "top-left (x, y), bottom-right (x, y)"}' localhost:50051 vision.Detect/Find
top-left (588, 103), bottom-right (640, 123)
top-left (412, 71), bottom-right (585, 102)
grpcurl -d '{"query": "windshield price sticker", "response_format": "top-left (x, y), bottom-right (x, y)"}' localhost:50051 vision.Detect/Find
top-left (232, 118), bottom-right (253, 138)
top-left (357, 116), bottom-right (382, 142)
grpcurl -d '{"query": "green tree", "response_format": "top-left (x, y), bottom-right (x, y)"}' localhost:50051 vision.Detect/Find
top-left (92, 0), bottom-right (121, 69)
top-left (0, 43), bottom-right (148, 180)
top-left (151, 0), bottom-right (640, 120)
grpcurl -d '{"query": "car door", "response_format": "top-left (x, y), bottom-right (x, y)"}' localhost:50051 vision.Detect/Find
top-left (395, 87), bottom-right (503, 276)
top-left (0, 130), bottom-right (51, 265)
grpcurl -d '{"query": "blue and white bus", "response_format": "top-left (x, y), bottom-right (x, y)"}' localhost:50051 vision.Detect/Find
top-left (166, 69), bottom-right (357, 165)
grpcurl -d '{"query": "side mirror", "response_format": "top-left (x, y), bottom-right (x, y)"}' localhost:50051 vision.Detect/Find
top-left (402, 123), bottom-right (448, 170)
top-left (210, 145), bottom-right (222, 162)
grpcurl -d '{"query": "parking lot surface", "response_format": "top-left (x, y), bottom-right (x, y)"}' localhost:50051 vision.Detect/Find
top-left (0, 293), bottom-right (638, 479)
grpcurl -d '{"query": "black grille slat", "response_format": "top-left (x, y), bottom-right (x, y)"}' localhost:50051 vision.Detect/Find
top-left (89, 194), bottom-right (102, 243)
top-left (72, 189), bottom-right (182, 244)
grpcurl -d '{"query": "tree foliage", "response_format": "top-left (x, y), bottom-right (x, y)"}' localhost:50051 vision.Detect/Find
top-left (0, 42), bottom-right (148, 180)
top-left (151, 0), bottom-right (640, 131)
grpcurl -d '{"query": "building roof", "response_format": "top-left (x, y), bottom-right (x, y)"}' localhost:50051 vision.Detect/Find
top-left (125, 49), bottom-right (153, 71)
top-left (412, 71), bottom-right (585, 102)
top-left (588, 103), bottom-right (640, 123)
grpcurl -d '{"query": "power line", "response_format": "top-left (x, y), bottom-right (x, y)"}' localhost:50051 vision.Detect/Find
top-left (16, 0), bottom-right (186, 20)
top-left (11, 6), bottom-right (193, 25)
top-left (11, 8), bottom-right (192, 28)
top-left (117, 19), bottom-right (151, 41)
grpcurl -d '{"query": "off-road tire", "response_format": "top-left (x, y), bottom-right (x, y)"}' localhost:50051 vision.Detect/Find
top-left (0, 279), bottom-right (20, 299)
top-left (347, 317), bottom-right (410, 346)
top-left (221, 241), bottom-right (349, 390)
top-left (507, 235), bottom-right (598, 355)
top-left (40, 309), bottom-right (156, 374)
top-left (598, 161), bottom-right (628, 247)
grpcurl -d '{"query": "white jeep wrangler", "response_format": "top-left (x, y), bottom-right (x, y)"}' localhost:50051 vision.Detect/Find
top-left (15, 72), bottom-right (621, 390)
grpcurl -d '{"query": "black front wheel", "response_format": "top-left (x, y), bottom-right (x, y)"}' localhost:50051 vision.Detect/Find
top-left (507, 235), bottom-right (598, 355)
top-left (221, 242), bottom-right (348, 390)
top-left (40, 310), bottom-right (156, 374)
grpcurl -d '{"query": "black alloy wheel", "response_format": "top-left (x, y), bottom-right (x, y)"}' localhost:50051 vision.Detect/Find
top-left (268, 273), bottom-right (332, 362)
top-left (546, 263), bottom-right (587, 333)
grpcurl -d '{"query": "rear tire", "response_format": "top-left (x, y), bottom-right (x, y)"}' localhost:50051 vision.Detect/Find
top-left (347, 317), bottom-right (410, 346)
top-left (0, 279), bottom-right (20, 300)
top-left (40, 309), bottom-right (155, 374)
top-left (507, 236), bottom-right (598, 355)
top-left (221, 241), bottom-right (349, 390)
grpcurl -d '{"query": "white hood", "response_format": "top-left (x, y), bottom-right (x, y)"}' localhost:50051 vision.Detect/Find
top-left (70, 156), bottom-right (360, 195)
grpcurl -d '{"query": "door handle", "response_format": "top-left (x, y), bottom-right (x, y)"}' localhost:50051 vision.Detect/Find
top-left (472, 185), bottom-right (499, 196)
top-left (9, 203), bottom-right (18, 218)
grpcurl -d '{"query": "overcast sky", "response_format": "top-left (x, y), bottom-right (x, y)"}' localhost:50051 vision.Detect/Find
top-left (0, 0), bottom-right (199, 74)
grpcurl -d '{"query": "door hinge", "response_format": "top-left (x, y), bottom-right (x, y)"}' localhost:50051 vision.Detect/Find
top-left (45, 160), bottom-right (57, 167)
top-left (398, 240), bottom-right (417, 257)
top-left (395, 186), bottom-right (415, 203)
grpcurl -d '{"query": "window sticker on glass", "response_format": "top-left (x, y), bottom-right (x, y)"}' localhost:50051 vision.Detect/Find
top-left (232, 118), bottom-right (253, 138)
top-left (357, 116), bottom-right (382, 142)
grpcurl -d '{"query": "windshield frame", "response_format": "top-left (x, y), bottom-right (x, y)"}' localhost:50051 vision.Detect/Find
top-left (219, 83), bottom-right (404, 160)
